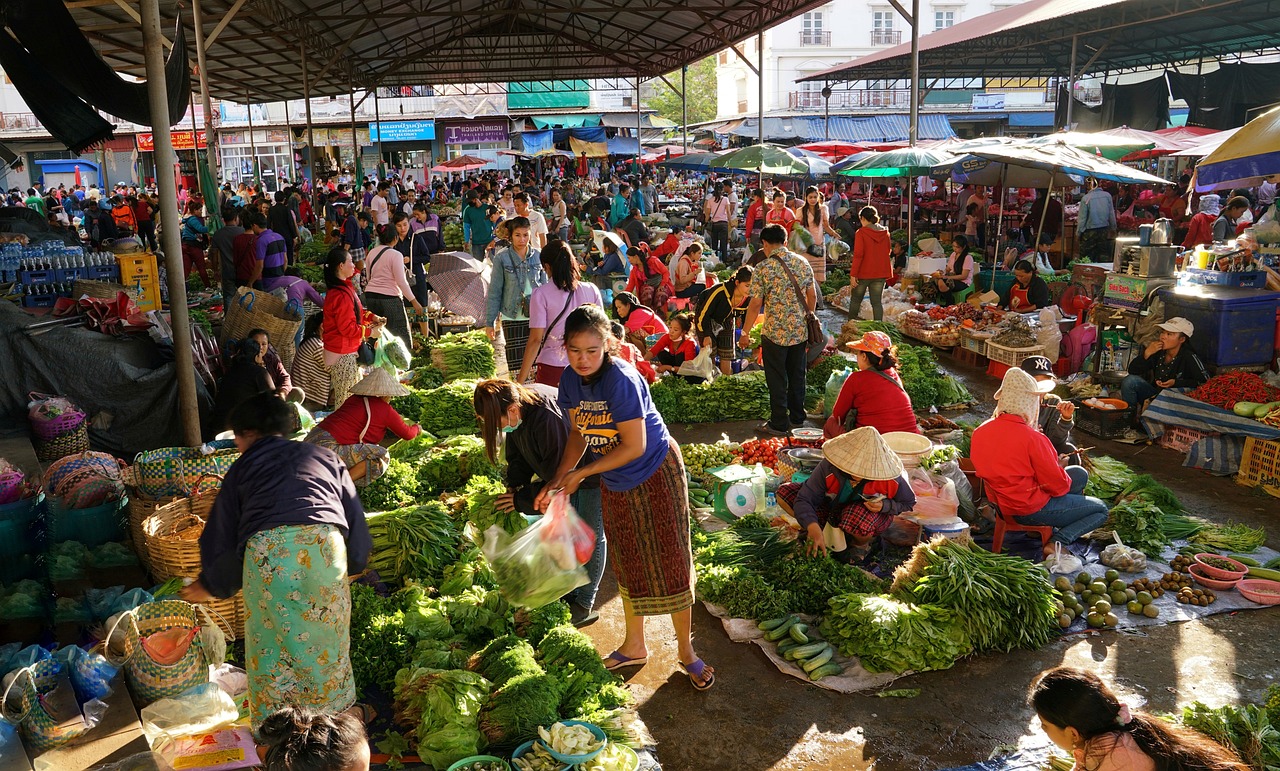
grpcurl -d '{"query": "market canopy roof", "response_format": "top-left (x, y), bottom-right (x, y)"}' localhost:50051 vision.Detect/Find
top-left (59, 0), bottom-right (831, 102)
top-left (798, 0), bottom-right (1277, 83)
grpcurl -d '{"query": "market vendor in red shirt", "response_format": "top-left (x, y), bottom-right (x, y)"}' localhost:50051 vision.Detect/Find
top-left (824, 331), bottom-right (920, 439)
top-left (304, 368), bottom-right (421, 486)
top-left (777, 427), bottom-right (916, 564)
top-left (970, 368), bottom-right (1109, 559)
top-left (644, 313), bottom-right (699, 375)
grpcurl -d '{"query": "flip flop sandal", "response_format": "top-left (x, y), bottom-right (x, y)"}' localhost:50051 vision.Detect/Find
top-left (603, 651), bottom-right (648, 671)
top-left (351, 702), bottom-right (378, 725)
top-left (680, 658), bottom-right (715, 691)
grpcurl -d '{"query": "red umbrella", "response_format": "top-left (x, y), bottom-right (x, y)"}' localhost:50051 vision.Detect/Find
top-left (432, 154), bottom-right (492, 172)
top-left (795, 141), bottom-right (866, 159)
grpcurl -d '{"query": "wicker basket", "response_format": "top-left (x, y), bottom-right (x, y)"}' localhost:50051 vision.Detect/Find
top-left (33, 424), bottom-right (90, 462)
top-left (142, 490), bottom-right (218, 581)
top-left (126, 444), bottom-right (238, 498)
top-left (125, 493), bottom-right (177, 573)
top-left (202, 595), bottom-right (246, 639)
top-left (73, 279), bottom-right (143, 304)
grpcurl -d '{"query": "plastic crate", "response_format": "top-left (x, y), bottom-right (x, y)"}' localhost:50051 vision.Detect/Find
top-left (1073, 401), bottom-right (1133, 439)
top-left (985, 340), bottom-right (1043, 368)
top-left (55, 267), bottom-right (87, 283)
top-left (18, 269), bottom-right (52, 285)
top-left (959, 329), bottom-right (988, 355)
top-left (88, 264), bottom-right (120, 281)
top-left (953, 346), bottom-right (987, 368)
top-left (1182, 268), bottom-right (1268, 288)
top-left (1236, 437), bottom-right (1280, 498)
top-left (1160, 285), bottom-right (1280, 368)
top-left (1158, 425), bottom-right (1217, 454)
top-left (21, 294), bottom-right (56, 308)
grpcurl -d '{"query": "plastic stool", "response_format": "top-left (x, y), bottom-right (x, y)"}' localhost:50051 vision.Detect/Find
top-left (952, 284), bottom-right (975, 304)
top-left (989, 500), bottom-right (1055, 554)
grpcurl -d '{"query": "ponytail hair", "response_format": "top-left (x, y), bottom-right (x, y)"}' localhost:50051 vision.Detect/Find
top-left (864, 346), bottom-right (898, 372)
top-left (258, 707), bottom-right (368, 771)
top-left (473, 379), bottom-right (543, 463)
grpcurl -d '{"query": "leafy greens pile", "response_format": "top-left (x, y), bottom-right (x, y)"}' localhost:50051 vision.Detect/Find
top-left (650, 370), bottom-right (771, 424)
top-left (428, 330), bottom-right (497, 381)
top-left (821, 593), bottom-right (973, 674)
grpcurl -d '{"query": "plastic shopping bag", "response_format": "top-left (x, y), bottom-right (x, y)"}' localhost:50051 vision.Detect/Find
top-left (676, 347), bottom-right (717, 382)
top-left (907, 467), bottom-right (960, 520)
top-left (373, 330), bottom-right (411, 373)
top-left (931, 459), bottom-right (975, 522)
top-left (140, 683), bottom-right (239, 747)
top-left (482, 492), bottom-right (594, 609)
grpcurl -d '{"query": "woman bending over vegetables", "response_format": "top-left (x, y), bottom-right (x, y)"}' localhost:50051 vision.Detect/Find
top-left (1029, 666), bottom-right (1247, 771)
top-left (535, 304), bottom-right (712, 690)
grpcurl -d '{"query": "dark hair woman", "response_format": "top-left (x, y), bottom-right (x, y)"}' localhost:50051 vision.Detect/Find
top-left (694, 265), bottom-right (753, 375)
top-left (210, 337), bottom-right (275, 435)
top-left (536, 304), bottom-right (713, 690)
top-left (1003, 258), bottom-right (1051, 312)
top-left (182, 393), bottom-right (372, 733)
top-left (932, 233), bottom-right (973, 305)
top-left (850, 205), bottom-right (892, 321)
top-left (1030, 667), bottom-right (1247, 771)
top-left (611, 290), bottom-right (668, 354)
top-left (258, 707), bottom-right (370, 771)
top-left (824, 330), bottom-right (919, 440)
top-left (703, 182), bottom-right (732, 261)
top-left (321, 247), bottom-right (384, 408)
top-left (473, 379), bottom-right (605, 625)
top-left (519, 240), bottom-right (605, 387)
top-left (623, 244), bottom-right (673, 321)
top-left (363, 215), bottom-right (423, 345)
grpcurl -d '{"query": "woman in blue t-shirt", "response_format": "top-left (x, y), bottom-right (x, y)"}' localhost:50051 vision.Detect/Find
top-left (536, 304), bottom-right (714, 691)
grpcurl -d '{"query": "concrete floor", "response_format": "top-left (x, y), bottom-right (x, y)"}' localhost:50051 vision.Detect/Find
top-left (581, 352), bottom-right (1280, 771)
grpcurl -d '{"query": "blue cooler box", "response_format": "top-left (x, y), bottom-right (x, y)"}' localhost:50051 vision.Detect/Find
top-left (1158, 285), bottom-right (1280, 368)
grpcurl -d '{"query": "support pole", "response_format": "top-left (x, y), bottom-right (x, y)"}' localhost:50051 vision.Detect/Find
top-left (823, 83), bottom-right (831, 140)
top-left (142, 0), bottom-right (201, 447)
top-left (191, 0), bottom-right (218, 192)
top-left (681, 65), bottom-right (688, 155)
top-left (349, 82), bottom-right (359, 184)
top-left (1065, 34), bottom-right (1079, 127)
top-left (635, 75), bottom-right (642, 176)
top-left (301, 45), bottom-right (315, 185)
top-left (909, 0), bottom-right (919, 146)
top-left (757, 30), bottom-right (764, 186)
top-left (374, 87), bottom-right (383, 178)
top-left (189, 84), bottom-right (199, 195)
top-left (283, 98), bottom-right (293, 184)
top-left (246, 87), bottom-right (258, 189)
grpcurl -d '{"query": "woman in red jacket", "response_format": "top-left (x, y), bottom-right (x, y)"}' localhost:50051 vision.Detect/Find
top-left (824, 331), bottom-right (920, 439)
top-left (1181, 194), bottom-right (1220, 249)
top-left (305, 368), bottom-right (420, 487)
top-left (624, 243), bottom-right (673, 319)
top-left (320, 247), bottom-right (384, 409)
top-left (744, 188), bottom-right (766, 249)
top-left (849, 205), bottom-right (893, 321)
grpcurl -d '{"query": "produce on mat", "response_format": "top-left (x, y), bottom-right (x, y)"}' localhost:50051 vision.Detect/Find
top-left (429, 330), bottom-right (498, 381)
top-left (680, 442), bottom-right (740, 485)
top-left (366, 502), bottom-right (463, 585)
top-left (393, 667), bottom-right (493, 770)
top-left (735, 437), bottom-right (785, 470)
top-left (1169, 554), bottom-right (1194, 573)
top-left (760, 615), bottom-right (844, 680)
top-left (418, 379), bottom-right (482, 436)
top-left (649, 371), bottom-right (771, 424)
top-left (409, 435), bottom-right (505, 495)
top-left (1083, 456), bottom-right (1137, 500)
top-left (1180, 685), bottom-right (1280, 771)
top-left (350, 584), bottom-right (415, 693)
top-left (1190, 523), bottom-right (1267, 552)
top-left (539, 721), bottom-right (605, 756)
top-left (1099, 542), bottom-right (1147, 572)
top-left (895, 344), bottom-right (973, 408)
top-left (1176, 587), bottom-right (1217, 606)
top-left (1187, 372), bottom-right (1280, 411)
top-left (891, 537), bottom-right (1058, 652)
top-left (989, 313), bottom-right (1037, 348)
top-left (820, 593), bottom-right (972, 674)
top-left (440, 547), bottom-right (499, 596)
top-left (479, 673), bottom-right (565, 746)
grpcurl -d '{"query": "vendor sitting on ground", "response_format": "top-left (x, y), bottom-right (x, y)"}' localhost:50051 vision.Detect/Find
top-left (1020, 355), bottom-right (1078, 464)
top-left (824, 331), bottom-right (920, 439)
top-left (304, 368), bottom-right (421, 487)
top-left (1001, 259), bottom-right (1052, 312)
top-left (777, 426), bottom-right (916, 564)
top-left (248, 328), bottom-right (304, 402)
top-left (1120, 317), bottom-right (1209, 438)
top-left (971, 368), bottom-right (1109, 559)
top-left (645, 313), bottom-right (698, 375)
top-left (588, 232), bottom-right (628, 277)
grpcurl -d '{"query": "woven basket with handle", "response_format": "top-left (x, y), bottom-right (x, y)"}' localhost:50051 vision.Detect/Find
top-left (219, 287), bottom-right (303, 369)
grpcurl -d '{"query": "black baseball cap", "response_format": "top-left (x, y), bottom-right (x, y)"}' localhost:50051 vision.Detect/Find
top-left (1019, 355), bottom-right (1055, 379)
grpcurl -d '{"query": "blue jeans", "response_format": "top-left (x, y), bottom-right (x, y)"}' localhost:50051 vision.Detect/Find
top-left (1120, 375), bottom-right (1160, 422)
top-left (567, 486), bottom-right (606, 612)
top-left (850, 278), bottom-right (887, 321)
top-left (1016, 466), bottom-right (1110, 545)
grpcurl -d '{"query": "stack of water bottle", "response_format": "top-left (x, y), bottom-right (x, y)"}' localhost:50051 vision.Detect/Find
top-left (2, 242), bottom-right (120, 308)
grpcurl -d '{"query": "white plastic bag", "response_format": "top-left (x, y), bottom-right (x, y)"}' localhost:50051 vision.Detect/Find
top-left (676, 347), bottom-right (717, 382)
top-left (1100, 533), bottom-right (1147, 572)
top-left (1037, 308), bottom-right (1062, 362)
top-left (482, 492), bottom-right (594, 609)
top-left (906, 467), bottom-right (959, 520)
top-left (140, 683), bottom-right (239, 747)
top-left (1043, 542), bottom-right (1084, 575)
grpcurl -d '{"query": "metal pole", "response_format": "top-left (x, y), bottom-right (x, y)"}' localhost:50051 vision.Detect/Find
top-left (757, 30), bottom-right (764, 186)
top-left (1065, 34), bottom-right (1079, 127)
top-left (635, 75), bottom-right (642, 176)
top-left (191, 0), bottom-right (218, 191)
top-left (824, 84), bottom-right (831, 140)
top-left (189, 84), bottom-right (199, 198)
top-left (246, 87), bottom-right (258, 189)
top-left (142, 0), bottom-right (201, 447)
top-left (349, 82), bottom-right (358, 185)
top-left (283, 98), bottom-right (292, 184)
top-left (301, 45), bottom-right (315, 185)
top-left (909, 0), bottom-right (920, 146)
top-left (374, 87), bottom-right (383, 178)
top-left (681, 65), bottom-right (688, 155)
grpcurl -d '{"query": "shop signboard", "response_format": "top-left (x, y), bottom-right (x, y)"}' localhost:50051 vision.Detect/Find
top-left (443, 121), bottom-right (508, 145)
top-left (369, 120), bottom-right (436, 142)
top-left (136, 130), bottom-right (207, 151)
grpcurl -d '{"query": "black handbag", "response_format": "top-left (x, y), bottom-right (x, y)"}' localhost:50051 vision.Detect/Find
top-left (349, 288), bottom-right (377, 365)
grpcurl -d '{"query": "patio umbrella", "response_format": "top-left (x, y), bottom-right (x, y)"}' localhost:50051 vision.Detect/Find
top-left (708, 144), bottom-right (814, 178)
top-left (1098, 127), bottom-right (1189, 160)
top-left (1025, 131), bottom-right (1154, 161)
top-left (1195, 106), bottom-right (1280, 191)
top-left (835, 147), bottom-right (960, 248)
top-left (432, 154), bottom-right (491, 172)
top-left (657, 151), bottom-right (720, 171)
top-left (931, 155), bottom-right (1084, 188)
top-left (425, 250), bottom-right (491, 322)
top-left (796, 141), bottom-right (865, 159)
top-left (1171, 127), bottom-right (1239, 159)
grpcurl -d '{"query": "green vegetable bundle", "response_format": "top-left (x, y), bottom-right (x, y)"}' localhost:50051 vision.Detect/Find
top-left (298, 239), bottom-right (330, 264)
top-left (366, 502), bottom-right (462, 585)
top-left (350, 584), bottom-right (415, 693)
top-left (1106, 499), bottom-right (1171, 557)
top-left (820, 593), bottom-right (972, 674)
top-left (513, 602), bottom-right (572, 646)
top-left (414, 435), bottom-right (505, 494)
top-left (891, 537), bottom-right (1058, 652)
top-left (1190, 522), bottom-right (1267, 552)
top-left (440, 547), bottom-right (498, 596)
top-left (404, 585), bottom-right (513, 645)
top-left (475, 636), bottom-right (543, 688)
top-left (393, 667), bottom-right (493, 770)
top-left (479, 672), bottom-right (564, 746)
top-left (462, 475), bottom-right (528, 543)
top-left (1181, 687), bottom-right (1280, 771)
top-left (536, 625), bottom-right (631, 717)
top-left (430, 330), bottom-right (497, 381)
top-left (895, 344), bottom-right (957, 409)
top-left (411, 365), bottom-right (446, 390)
top-left (391, 387), bottom-right (430, 425)
top-left (358, 459), bottom-right (421, 512)
top-left (650, 371), bottom-right (771, 424)
top-left (420, 379), bottom-right (481, 436)
top-left (1083, 456), bottom-right (1137, 500)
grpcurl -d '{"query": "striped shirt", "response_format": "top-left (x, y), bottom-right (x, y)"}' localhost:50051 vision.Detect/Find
top-left (289, 337), bottom-right (331, 408)
top-left (255, 228), bottom-right (288, 278)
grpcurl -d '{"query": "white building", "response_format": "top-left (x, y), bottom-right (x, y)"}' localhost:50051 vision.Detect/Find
top-left (713, 0), bottom-right (1039, 121)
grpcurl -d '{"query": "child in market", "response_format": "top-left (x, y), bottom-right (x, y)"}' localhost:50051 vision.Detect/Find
top-left (645, 313), bottom-right (699, 375)
top-left (258, 707), bottom-right (371, 771)
top-left (1029, 667), bottom-right (1247, 771)
top-left (611, 320), bottom-right (657, 383)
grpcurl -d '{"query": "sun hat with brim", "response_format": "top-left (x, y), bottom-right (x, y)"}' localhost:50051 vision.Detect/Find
top-left (822, 426), bottom-right (904, 481)
top-left (601, 231), bottom-right (625, 250)
top-left (846, 330), bottom-right (894, 357)
top-left (1157, 316), bottom-right (1194, 337)
top-left (350, 367), bottom-right (411, 398)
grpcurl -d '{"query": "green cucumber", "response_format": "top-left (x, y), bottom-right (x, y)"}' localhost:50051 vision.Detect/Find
top-left (758, 616), bottom-right (792, 632)
top-left (764, 617), bottom-right (799, 642)
top-left (1246, 566), bottom-right (1280, 582)
top-left (776, 639), bottom-right (802, 655)
top-left (1228, 555), bottom-right (1261, 567)
top-left (789, 623), bottom-right (810, 644)
top-left (1253, 400), bottom-right (1280, 418)
top-left (809, 662), bottom-right (843, 680)
top-left (1265, 557), bottom-right (1280, 570)
top-left (800, 646), bottom-right (834, 672)
top-left (788, 641), bottom-right (828, 660)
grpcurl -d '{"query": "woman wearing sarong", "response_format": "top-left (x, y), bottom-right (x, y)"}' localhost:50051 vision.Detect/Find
top-left (182, 394), bottom-right (372, 731)
top-left (305, 368), bottom-right (420, 487)
top-left (536, 304), bottom-right (714, 691)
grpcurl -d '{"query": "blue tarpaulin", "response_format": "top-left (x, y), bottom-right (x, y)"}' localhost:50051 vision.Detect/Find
top-left (607, 137), bottom-right (640, 156)
top-left (1141, 388), bottom-right (1280, 474)
top-left (518, 129), bottom-right (555, 156)
top-left (723, 115), bottom-right (955, 143)
top-left (1008, 111), bottom-right (1055, 127)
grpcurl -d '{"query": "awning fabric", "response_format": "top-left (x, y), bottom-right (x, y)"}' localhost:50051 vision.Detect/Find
top-left (722, 115), bottom-right (955, 143)
top-left (570, 136), bottom-right (608, 157)
top-left (1008, 112), bottom-right (1055, 127)
top-left (607, 137), bottom-right (641, 156)
top-left (531, 114), bottom-right (601, 129)
top-left (518, 130), bottom-right (556, 156)
top-left (600, 113), bottom-right (678, 129)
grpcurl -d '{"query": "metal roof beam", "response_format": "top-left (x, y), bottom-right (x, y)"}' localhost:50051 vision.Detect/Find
top-left (204, 0), bottom-right (250, 48)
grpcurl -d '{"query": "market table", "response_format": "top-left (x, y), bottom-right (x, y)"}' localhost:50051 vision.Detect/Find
top-left (1140, 388), bottom-right (1280, 474)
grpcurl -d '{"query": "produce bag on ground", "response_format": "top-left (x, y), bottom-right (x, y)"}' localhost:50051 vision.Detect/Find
top-left (906, 467), bottom-right (959, 520)
top-left (483, 492), bottom-right (594, 609)
top-left (140, 683), bottom-right (239, 747)
top-left (675, 347), bottom-right (717, 382)
top-left (931, 459), bottom-right (975, 522)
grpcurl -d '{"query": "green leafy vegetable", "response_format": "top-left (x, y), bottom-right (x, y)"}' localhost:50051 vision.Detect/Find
top-left (419, 379), bottom-right (481, 436)
top-left (350, 584), bottom-right (415, 694)
top-left (358, 459), bottom-right (421, 513)
top-left (821, 593), bottom-right (972, 674)
top-left (366, 502), bottom-right (463, 586)
top-left (393, 667), bottom-right (493, 770)
top-left (429, 330), bottom-right (497, 381)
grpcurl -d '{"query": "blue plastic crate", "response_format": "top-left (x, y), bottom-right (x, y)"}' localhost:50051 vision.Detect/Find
top-left (1183, 268), bottom-right (1268, 288)
top-left (56, 267), bottom-right (87, 283)
top-left (18, 269), bottom-right (53, 285)
top-left (87, 264), bottom-right (120, 281)
top-left (21, 295), bottom-right (56, 308)
top-left (1160, 285), bottom-right (1280, 367)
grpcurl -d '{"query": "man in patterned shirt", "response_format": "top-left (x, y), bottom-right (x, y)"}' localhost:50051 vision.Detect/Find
top-left (741, 223), bottom-right (817, 436)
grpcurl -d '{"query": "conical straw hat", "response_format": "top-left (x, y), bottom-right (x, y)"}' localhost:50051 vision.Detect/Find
top-left (822, 426), bottom-right (904, 481)
top-left (350, 366), bottom-right (411, 398)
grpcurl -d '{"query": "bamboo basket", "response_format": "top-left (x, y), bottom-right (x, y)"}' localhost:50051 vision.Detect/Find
top-left (125, 493), bottom-right (177, 573)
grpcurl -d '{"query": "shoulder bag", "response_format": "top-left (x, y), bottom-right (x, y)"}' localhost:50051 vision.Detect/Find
top-left (348, 287), bottom-right (376, 365)
top-left (525, 288), bottom-right (579, 382)
top-left (769, 254), bottom-right (824, 347)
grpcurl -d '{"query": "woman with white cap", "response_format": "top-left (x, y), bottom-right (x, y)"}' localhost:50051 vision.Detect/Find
top-left (824, 331), bottom-right (920, 440)
top-left (1119, 317), bottom-right (1209, 439)
top-left (776, 426), bottom-right (916, 563)
top-left (304, 368), bottom-right (422, 486)
top-left (970, 368), bottom-right (1109, 559)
